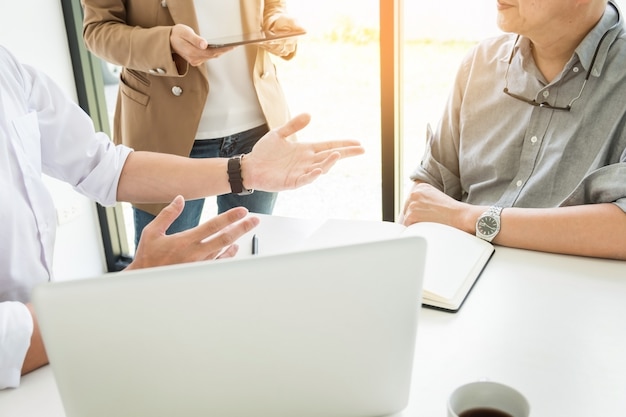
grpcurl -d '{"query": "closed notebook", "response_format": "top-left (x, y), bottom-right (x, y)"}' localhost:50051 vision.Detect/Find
top-left (236, 214), bottom-right (495, 312)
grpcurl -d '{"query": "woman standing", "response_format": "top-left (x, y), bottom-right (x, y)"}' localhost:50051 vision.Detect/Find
top-left (81, 0), bottom-right (303, 246)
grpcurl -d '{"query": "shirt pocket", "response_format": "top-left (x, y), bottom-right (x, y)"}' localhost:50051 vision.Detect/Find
top-left (11, 111), bottom-right (42, 175)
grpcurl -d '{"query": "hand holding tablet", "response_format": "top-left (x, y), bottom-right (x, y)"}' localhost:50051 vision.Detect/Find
top-left (206, 29), bottom-right (306, 48)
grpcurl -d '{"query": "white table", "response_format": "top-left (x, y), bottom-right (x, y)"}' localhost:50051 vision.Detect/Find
top-left (2, 247), bottom-right (625, 417)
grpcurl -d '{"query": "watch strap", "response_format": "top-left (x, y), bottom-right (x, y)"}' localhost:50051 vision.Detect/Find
top-left (227, 154), bottom-right (254, 195)
top-left (485, 206), bottom-right (503, 218)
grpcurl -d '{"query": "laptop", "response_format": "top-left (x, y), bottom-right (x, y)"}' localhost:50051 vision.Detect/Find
top-left (32, 236), bottom-right (426, 417)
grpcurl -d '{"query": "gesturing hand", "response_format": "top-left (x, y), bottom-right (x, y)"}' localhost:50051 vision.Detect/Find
top-left (244, 113), bottom-right (365, 191)
top-left (127, 196), bottom-right (259, 270)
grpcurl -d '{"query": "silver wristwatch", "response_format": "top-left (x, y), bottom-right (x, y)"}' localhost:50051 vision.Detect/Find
top-left (475, 206), bottom-right (503, 242)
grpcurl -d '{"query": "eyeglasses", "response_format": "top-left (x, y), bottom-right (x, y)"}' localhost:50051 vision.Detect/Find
top-left (502, 30), bottom-right (607, 111)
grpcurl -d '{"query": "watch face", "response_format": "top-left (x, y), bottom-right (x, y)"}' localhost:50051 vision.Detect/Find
top-left (477, 216), bottom-right (498, 236)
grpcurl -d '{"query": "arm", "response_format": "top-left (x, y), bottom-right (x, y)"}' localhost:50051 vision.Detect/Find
top-left (0, 302), bottom-right (43, 389)
top-left (82, 0), bottom-right (177, 72)
top-left (117, 113), bottom-right (362, 268)
top-left (116, 113), bottom-right (364, 203)
top-left (21, 304), bottom-right (48, 375)
top-left (401, 182), bottom-right (626, 260)
top-left (81, 0), bottom-right (228, 73)
top-left (492, 204), bottom-right (626, 260)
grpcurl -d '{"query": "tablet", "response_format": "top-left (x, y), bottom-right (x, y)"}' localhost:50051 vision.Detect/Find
top-left (206, 29), bottom-right (306, 48)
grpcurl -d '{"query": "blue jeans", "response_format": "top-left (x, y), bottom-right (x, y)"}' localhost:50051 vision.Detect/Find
top-left (133, 124), bottom-right (277, 247)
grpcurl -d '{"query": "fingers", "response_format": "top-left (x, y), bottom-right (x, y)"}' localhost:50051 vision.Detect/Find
top-left (266, 14), bottom-right (305, 33)
top-left (146, 195), bottom-right (185, 236)
top-left (171, 24), bottom-right (204, 52)
top-left (194, 36), bottom-right (208, 50)
top-left (311, 139), bottom-right (364, 154)
top-left (206, 46), bottom-right (235, 59)
top-left (276, 113), bottom-right (311, 139)
top-left (322, 144), bottom-right (365, 161)
top-left (131, 207), bottom-right (260, 270)
top-left (306, 143), bottom-right (364, 170)
top-left (190, 208), bottom-right (260, 257)
top-left (216, 244), bottom-right (240, 260)
top-left (292, 142), bottom-right (364, 186)
top-left (185, 206), bottom-right (248, 241)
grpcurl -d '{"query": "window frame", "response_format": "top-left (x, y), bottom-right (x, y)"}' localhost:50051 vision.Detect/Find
top-left (61, 0), bottom-right (132, 271)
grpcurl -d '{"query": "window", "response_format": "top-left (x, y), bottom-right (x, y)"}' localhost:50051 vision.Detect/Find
top-left (400, 1), bottom-right (499, 195)
top-left (63, 0), bottom-right (549, 268)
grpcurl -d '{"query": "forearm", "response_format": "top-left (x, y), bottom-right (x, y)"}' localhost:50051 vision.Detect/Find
top-left (116, 151), bottom-right (231, 203)
top-left (403, 182), bottom-right (626, 260)
top-left (21, 304), bottom-right (48, 375)
top-left (492, 203), bottom-right (626, 260)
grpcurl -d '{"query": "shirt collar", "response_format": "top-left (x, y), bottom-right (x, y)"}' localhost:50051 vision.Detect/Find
top-left (509, 1), bottom-right (624, 79)
top-left (573, 0), bottom-right (622, 77)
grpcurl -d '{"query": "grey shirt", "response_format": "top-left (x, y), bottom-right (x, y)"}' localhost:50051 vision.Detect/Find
top-left (411, 1), bottom-right (626, 212)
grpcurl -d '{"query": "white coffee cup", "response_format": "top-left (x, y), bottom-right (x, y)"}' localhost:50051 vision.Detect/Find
top-left (447, 380), bottom-right (530, 417)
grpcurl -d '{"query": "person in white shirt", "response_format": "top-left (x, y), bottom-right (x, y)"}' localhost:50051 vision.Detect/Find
top-left (0, 45), bottom-right (364, 390)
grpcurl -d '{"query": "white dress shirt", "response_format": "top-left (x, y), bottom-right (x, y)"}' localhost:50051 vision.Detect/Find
top-left (0, 46), bottom-right (132, 389)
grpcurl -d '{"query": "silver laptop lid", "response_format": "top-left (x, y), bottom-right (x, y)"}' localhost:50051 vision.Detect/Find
top-left (33, 237), bottom-right (426, 417)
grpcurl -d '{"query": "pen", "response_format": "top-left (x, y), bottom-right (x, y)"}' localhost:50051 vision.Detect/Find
top-left (252, 234), bottom-right (259, 255)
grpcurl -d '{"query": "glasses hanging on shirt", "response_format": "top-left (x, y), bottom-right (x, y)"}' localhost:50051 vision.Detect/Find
top-left (502, 18), bottom-right (619, 111)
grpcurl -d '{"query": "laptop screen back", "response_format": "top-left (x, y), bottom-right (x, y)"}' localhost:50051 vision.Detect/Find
top-left (33, 237), bottom-right (426, 417)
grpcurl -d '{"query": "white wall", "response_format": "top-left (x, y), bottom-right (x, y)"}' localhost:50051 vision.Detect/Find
top-left (0, 0), bottom-right (107, 280)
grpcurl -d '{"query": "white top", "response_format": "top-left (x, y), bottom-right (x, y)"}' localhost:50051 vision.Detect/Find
top-left (193, 0), bottom-right (266, 139)
top-left (0, 46), bottom-right (132, 389)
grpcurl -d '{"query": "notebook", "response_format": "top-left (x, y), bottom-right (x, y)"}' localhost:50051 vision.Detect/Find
top-left (234, 214), bottom-right (493, 312)
top-left (32, 237), bottom-right (426, 417)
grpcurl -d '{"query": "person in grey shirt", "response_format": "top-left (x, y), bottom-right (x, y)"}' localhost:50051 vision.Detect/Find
top-left (400, 0), bottom-right (626, 260)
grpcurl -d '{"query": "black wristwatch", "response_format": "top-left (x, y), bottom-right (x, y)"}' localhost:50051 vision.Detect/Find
top-left (475, 206), bottom-right (503, 242)
top-left (227, 154), bottom-right (254, 195)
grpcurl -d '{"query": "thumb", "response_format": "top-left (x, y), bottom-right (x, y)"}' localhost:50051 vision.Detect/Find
top-left (276, 113), bottom-right (310, 139)
top-left (178, 24), bottom-right (207, 49)
top-left (195, 36), bottom-right (208, 49)
top-left (148, 195), bottom-right (185, 235)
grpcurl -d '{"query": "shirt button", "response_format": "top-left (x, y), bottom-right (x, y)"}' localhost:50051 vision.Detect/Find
top-left (572, 67), bottom-right (580, 73)
top-left (530, 136), bottom-right (538, 144)
top-left (542, 90), bottom-right (550, 99)
top-left (171, 86), bottom-right (183, 96)
top-left (516, 180), bottom-right (523, 187)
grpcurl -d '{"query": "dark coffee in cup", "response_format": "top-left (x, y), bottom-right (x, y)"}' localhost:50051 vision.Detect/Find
top-left (448, 381), bottom-right (529, 417)
top-left (459, 407), bottom-right (514, 417)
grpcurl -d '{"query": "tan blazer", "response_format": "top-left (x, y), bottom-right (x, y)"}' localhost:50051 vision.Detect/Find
top-left (82, 0), bottom-right (293, 215)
